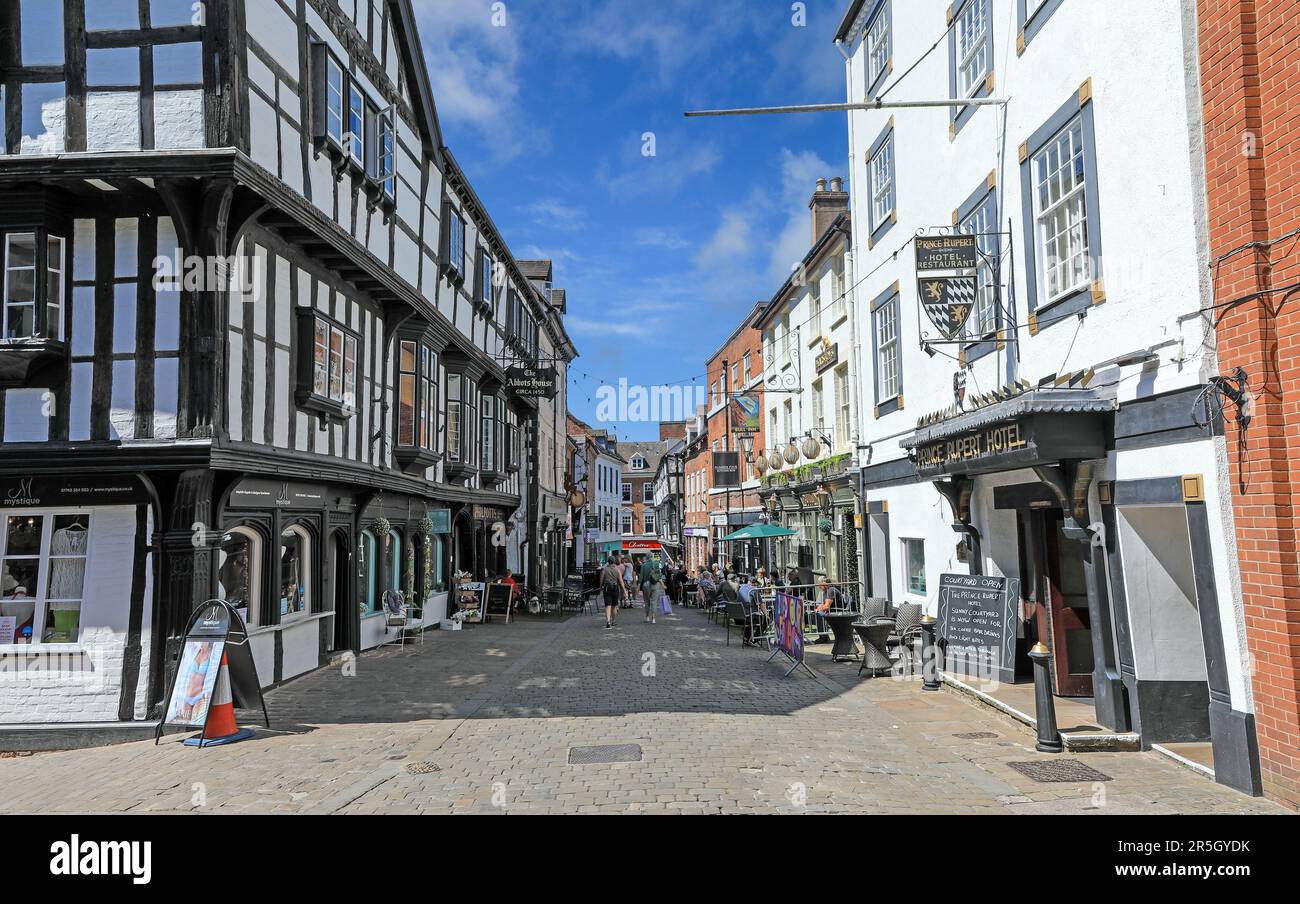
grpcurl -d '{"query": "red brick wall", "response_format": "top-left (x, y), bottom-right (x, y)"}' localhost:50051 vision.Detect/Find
top-left (1199, 0), bottom-right (1300, 809)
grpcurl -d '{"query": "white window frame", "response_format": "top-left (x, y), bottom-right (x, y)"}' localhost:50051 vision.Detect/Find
top-left (874, 298), bottom-right (899, 402)
top-left (870, 135), bottom-right (895, 229)
top-left (962, 194), bottom-right (999, 338)
top-left (0, 510), bottom-right (92, 647)
top-left (903, 537), bottom-right (926, 596)
top-left (621, 481), bottom-right (632, 503)
top-left (325, 54), bottom-right (345, 145)
top-left (957, 0), bottom-right (990, 98)
top-left (835, 365), bottom-right (851, 451)
top-left (346, 84), bottom-right (365, 164)
top-left (643, 482), bottom-right (654, 504)
top-left (1033, 117), bottom-right (1091, 306)
top-left (867, 3), bottom-right (890, 88)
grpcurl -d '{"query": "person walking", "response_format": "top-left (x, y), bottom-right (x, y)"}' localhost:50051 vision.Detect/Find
top-left (639, 554), bottom-right (666, 625)
top-left (622, 555), bottom-right (636, 608)
top-left (599, 555), bottom-right (625, 629)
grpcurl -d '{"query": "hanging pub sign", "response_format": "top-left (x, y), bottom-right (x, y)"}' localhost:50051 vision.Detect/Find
top-left (729, 393), bottom-right (761, 434)
top-left (155, 600), bottom-right (269, 747)
top-left (712, 451), bottom-right (741, 488)
top-left (918, 275), bottom-right (977, 339)
top-left (936, 573), bottom-right (1017, 685)
top-left (505, 364), bottom-right (557, 399)
top-left (914, 234), bottom-right (978, 272)
top-left (814, 341), bottom-right (840, 373)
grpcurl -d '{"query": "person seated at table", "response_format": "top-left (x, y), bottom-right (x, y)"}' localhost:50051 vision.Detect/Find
top-left (754, 567), bottom-right (772, 588)
top-left (718, 574), bottom-right (740, 603)
top-left (814, 575), bottom-right (844, 613)
top-left (737, 575), bottom-right (757, 605)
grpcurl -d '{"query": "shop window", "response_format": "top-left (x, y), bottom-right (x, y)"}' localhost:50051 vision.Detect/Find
top-left (385, 529), bottom-right (402, 598)
top-left (903, 538), bottom-right (926, 596)
top-left (425, 534), bottom-right (445, 594)
top-left (0, 513), bottom-right (89, 646)
top-left (396, 338), bottom-right (439, 469)
top-left (279, 525), bottom-right (311, 619)
top-left (359, 529), bottom-right (379, 614)
top-left (295, 310), bottom-right (358, 420)
top-left (217, 527), bottom-right (261, 626)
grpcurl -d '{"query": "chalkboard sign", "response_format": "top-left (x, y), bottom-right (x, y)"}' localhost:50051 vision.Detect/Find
top-left (936, 573), bottom-right (1017, 684)
top-left (484, 582), bottom-right (513, 623)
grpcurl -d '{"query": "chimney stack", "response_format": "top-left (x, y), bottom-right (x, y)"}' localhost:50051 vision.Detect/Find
top-left (809, 176), bottom-right (849, 243)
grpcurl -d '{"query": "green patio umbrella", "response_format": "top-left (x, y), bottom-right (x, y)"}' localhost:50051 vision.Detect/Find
top-left (719, 523), bottom-right (798, 542)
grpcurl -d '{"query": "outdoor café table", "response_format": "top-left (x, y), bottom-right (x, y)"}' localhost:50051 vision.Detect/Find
top-left (853, 622), bottom-right (894, 676)
top-left (823, 611), bottom-right (860, 662)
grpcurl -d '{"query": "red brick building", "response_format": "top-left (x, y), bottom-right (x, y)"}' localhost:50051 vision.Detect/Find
top-left (1199, 0), bottom-right (1300, 810)
top-left (704, 308), bottom-right (767, 573)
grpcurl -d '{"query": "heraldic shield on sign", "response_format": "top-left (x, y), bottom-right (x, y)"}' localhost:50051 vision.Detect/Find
top-left (918, 275), bottom-right (977, 340)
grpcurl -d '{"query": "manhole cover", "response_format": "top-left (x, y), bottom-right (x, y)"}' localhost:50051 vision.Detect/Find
top-left (405, 761), bottom-right (441, 775)
top-left (954, 732), bottom-right (998, 740)
top-left (568, 744), bottom-right (643, 765)
top-left (1007, 760), bottom-right (1112, 783)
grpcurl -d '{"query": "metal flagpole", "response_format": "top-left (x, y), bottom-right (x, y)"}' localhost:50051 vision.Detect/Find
top-left (685, 98), bottom-right (1009, 118)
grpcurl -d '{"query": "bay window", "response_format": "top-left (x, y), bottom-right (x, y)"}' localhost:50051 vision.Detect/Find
top-left (4, 231), bottom-right (65, 341)
top-left (396, 338), bottom-right (440, 469)
top-left (481, 394), bottom-right (504, 481)
top-left (296, 310), bottom-right (358, 419)
top-left (0, 513), bottom-right (89, 646)
top-left (444, 372), bottom-right (476, 474)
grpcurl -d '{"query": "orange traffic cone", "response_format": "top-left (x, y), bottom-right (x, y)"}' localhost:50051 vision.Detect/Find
top-left (184, 651), bottom-right (255, 747)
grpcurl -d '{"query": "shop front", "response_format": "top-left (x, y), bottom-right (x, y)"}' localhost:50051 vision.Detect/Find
top-left (0, 473), bottom-right (157, 732)
top-left (759, 456), bottom-right (859, 588)
top-left (869, 383), bottom-right (1262, 795)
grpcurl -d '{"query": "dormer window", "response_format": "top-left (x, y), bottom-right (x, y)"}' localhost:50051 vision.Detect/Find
top-left (631, 455), bottom-right (646, 470)
top-left (295, 310), bottom-right (357, 420)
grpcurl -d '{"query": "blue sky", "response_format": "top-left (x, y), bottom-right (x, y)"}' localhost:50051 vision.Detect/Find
top-left (412, 0), bottom-right (850, 440)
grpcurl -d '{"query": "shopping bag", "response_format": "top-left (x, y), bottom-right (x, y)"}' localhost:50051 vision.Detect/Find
top-left (660, 594), bottom-right (673, 615)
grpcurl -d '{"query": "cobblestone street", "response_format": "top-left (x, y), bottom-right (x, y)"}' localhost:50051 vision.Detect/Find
top-left (0, 606), bottom-right (1287, 815)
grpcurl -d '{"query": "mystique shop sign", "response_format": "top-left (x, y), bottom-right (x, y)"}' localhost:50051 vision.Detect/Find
top-left (914, 421), bottom-right (1028, 472)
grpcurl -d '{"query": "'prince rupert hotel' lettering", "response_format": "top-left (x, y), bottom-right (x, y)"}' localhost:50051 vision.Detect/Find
top-left (915, 423), bottom-right (1027, 470)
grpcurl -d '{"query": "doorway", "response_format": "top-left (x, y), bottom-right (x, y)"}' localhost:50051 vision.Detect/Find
top-left (1042, 511), bottom-right (1094, 696)
top-left (329, 530), bottom-right (353, 653)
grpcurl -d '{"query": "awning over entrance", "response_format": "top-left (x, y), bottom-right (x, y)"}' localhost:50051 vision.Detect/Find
top-left (901, 387), bottom-right (1116, 479)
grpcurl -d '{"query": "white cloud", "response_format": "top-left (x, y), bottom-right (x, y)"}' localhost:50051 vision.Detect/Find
top-left (409, 0), bottom-right (535, 160)
top-left (524, 200), bottom-right (587, 232)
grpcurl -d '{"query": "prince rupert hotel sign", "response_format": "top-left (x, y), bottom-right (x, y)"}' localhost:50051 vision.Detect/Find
top-left (914, 422), bottom-right (1028, 471)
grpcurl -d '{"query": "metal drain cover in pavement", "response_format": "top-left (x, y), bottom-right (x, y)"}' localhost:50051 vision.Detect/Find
top-left (405, 761), bottom-right (441, 775)
top-left (953, 732), bottom-right (999, 740)
top-left (568, 744), bottom-right (643, 765)
top-left (1007, 759), bottom-right (1112, 783)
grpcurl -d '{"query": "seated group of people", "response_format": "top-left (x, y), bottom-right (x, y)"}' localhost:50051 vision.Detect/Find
top-left (691, 566), bottom-right (846, 645)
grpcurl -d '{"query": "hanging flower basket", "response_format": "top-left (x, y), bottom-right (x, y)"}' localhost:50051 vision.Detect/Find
top-left (372, 516), bottom-right (392, 537)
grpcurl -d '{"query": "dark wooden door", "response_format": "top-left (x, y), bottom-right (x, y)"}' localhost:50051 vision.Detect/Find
top-left (1042, 512), bottom-right (1094, 696)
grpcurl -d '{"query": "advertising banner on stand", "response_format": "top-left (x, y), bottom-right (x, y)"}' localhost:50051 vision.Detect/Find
top-left (768, 592), bottom-right (815, 678)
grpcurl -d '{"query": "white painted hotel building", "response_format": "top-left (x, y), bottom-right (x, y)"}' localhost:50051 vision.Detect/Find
top-left (835, 0), bottom-right (1261, 794)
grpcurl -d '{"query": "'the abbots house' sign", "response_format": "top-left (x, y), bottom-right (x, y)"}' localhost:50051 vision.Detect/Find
top-left (506, 364), bottom-right (557, 399)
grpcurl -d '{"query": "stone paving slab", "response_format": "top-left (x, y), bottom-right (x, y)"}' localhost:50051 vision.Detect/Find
top-left (0, 606), bottom-right (1288, 815)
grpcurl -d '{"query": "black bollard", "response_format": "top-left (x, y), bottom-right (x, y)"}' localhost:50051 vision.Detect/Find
top-left (1028, 642), bottom-right (1063, 753)
top-left (920, 615), bottom-right (940, 691)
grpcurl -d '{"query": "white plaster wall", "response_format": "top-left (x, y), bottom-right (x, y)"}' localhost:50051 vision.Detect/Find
top-left (845, 0), bottom-right (1209, 466)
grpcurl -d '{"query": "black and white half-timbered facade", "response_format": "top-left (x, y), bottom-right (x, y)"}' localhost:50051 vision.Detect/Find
top-left (0, 0), bottom-right (576, 743)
